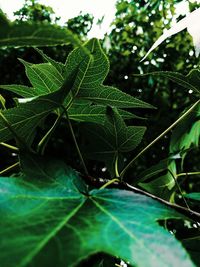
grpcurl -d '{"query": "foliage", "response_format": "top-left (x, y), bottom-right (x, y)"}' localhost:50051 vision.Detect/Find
top-left (66, 12), bottom-right (94, 39)
top-left (0, 2), bottom-right (200, 267)
top-left (0, 162), bottom-right (194, 267)
top-left (0, 10), bottom-right (80, 47)
top-left (13, 0), bottom-right (60, 23)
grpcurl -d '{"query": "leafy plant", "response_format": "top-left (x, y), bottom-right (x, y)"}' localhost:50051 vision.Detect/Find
top-left (0, 8), bottom-right (200, 267)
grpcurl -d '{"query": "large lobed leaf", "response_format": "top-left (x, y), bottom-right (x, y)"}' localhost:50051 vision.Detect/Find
top-left (0, 162), bottom-right (194, 267)
top-left (0, 38), bottom-right (152, 144)
top-left (83, 107), bottom-right (146, 174)
top-left (0, 10), bottom-right (80, 47)
top-left (0, 70), bottom-right (75, 145)
top-left (1, 39), bottom-right (154, 109)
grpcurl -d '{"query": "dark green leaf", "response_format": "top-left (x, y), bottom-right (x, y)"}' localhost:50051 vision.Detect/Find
top-left (139, 160), bottom-right (177, 200)
top-left (83, 107), bottom-right (146, 174)
top-left (65, 38), bottom-right (154, 109)
top-left (19, 59), bottom-right (64, 95)
top-left (182, 237), bottom-right (200, 267)
top-left (0, 84), bottom-right (35, 98)
top-left (184, 193), bottom-right (200, 201)
top-left (0, 164), bottom-right (194, 267)
top-left (170, 104), bottom-right (200, 154)
top-left (0, 71), bottom-right (74, 144)
top-left (34, 47), bottom-right (65, 74)
top-left (140, 69), bottom-right (200, 95)
top-left (68, 100), bottom-right (140, 124)
top-left (0, 10), bottom-right (80, 47)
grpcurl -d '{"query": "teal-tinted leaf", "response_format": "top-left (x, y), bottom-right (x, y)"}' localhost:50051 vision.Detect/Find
top-left (184, 193), bottom-right (200, 201)
top-left (182, 237), bottom-right (200, 267)
top-left (83, 107), bottom-right (146, 174)
top-left (0, 10), bottom-right (80, 47)
top-left (141, 69), bottom-right (200, 95)
top-left (0, 84), bottom-right (35, 98)
top-left (170, 104), bottom-right (200, 154)
top-left (0, 165), bottom-right (194, 267)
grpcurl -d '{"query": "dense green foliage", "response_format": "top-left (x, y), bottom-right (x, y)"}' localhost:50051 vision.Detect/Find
top-left (0, 1), bottom-right (200, 266)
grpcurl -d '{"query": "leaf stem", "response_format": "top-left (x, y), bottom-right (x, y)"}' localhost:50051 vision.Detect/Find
top-left (0, 142), bottom-right (19, 151)
top-left (62, 106), bottom-right (89, 176)
top-left (115, 154), bottom-right (120, 178)
top-left (168, 169), bottom-right (191, 211)
top-left (0, 111), bottom-right (27, 149)
top-left (0, 162), bottom-right (19, 175)
top-left (120, 99), bottom-right (200, 179)
top-left (100, 178), bottom-right (120, 189)
top-left (177, 171), bottom-right (200, 178)
top-left (37, 111), bottom-right (64, 154)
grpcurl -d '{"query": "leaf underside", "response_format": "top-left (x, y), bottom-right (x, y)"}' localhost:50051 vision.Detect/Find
top-left (0, 164), bottom-right (194, 267)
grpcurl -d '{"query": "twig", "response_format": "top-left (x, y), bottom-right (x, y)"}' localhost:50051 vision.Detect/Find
top-left (37, 111), bottom-right (64, 154)
top-left (177, 172), bottom-right (200, 178)
top-left (80, 174), bottom-right (200, 222)
top-left (120, 100), bottom-right (200, 179)
top-left (0, 162), bottom-right (19, 175)
top-left (62, 107), bottom-right (89, 176)
top-left (168, 169), bottom-right (191, 210)
top-left (0, 142), bottom-right (19, 151)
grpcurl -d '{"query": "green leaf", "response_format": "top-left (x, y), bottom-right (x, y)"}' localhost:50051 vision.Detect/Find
top-left (34, 47), bottom-right (65, 75)
top-left (68, 100), bottom-right (144, 124)
top-left (0, 72), bottom-right (74, 144)
top-left (139, 160), bottom-right (177, 200)
top-left (170, 104), bottom-right (200, 154)
top-left (1, 38), bottom-right (153, 110)
top-left (141, 69), bottom-right (200, 95)
top-left (184, 193), bottom-right (200, 201)
top-left (0, 84), bottom-right (36, 98)
top-left (0, 91), bottom-right (61, 144)
top-left (0, 164), bottom-right (194, 267)
top-left (0, 10), bottom-right (80, 47)
top-left (19, 59), bottom-right (64, 95)
top-left (83, 107), bottom-right (146, 174)
top-left (72, 39), bottom-right (153, 108)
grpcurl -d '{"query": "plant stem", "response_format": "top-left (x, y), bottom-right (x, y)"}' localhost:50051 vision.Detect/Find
top-left (63, 107), bottom-right (89, 176)
top-left (0, 162), bottom-right (19, 175)
top-left (120, 99), bottom-right (200, 179)
top-left (81, 173), bottom-right (200, 221)
top-left (115, 154), bottom-right (120, 178)
top-left (37, 111), bottom-right (64, 154)
top-left (0, 142), bottom-right (19, 151)
top-left (0, 111), bottom-right (27, 150)
top-left (177, 172), bottom-right (200, 178)
top-left (168, 169), bottom-right (191, 211)
top-left (100, 178), bottom-right (120, 189)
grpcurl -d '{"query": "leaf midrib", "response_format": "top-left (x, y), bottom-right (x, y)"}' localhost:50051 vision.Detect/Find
top-left (90, 196), bottom-right (163, 263)
top-left (0, 99), bottom-right (59, 134)
top-left (18, 198), bottom-right (85, 267)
